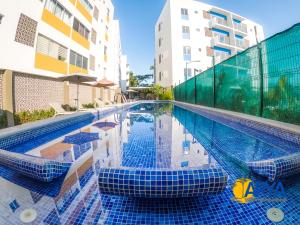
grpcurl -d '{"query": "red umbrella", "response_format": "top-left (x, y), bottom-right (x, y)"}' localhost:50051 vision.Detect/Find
top-left (94, 78), bottom-right (116, 87)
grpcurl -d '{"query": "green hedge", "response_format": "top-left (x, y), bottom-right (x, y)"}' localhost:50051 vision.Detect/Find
top-left (0, 111), bottom-right (7, 129)
top-left (14, 108), bottom-right (55, 125)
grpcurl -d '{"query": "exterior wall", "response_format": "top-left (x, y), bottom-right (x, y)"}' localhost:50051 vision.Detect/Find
top-left (120, 55), bottom-right (129, 92)
top-left (69, 83), bottom-right (93, 106)
top-left (0, 72), bottom-right (3, 110)
top-left (0, 70), bottom-right (116, 113)
top-left (155, 0), bottom-right (265, 88)
top-left (0, 0), bottom-right (126, 87)
top-left (13, 72), bottom-right (64, 112)
top-left (155, 0), bottom-right (173, 87)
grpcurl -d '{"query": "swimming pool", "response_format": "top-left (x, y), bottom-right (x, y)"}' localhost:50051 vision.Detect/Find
top-left (0, 102), bottom-right (299, 224)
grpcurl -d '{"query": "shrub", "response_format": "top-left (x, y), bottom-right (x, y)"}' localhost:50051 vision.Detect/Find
top-left (14, 108), bottom-right (55, 125)
top-left (82, 103), bottom-right (96, 108)
top-left (0, 111), bottom-right (7, 129)
top-left (159, 89), bottom-right (174, 100)
top-left (61, 104), bottom-right (77, 112)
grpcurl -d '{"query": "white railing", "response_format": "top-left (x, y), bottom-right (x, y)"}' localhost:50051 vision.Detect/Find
top-left (211, 16), bottom-right (228, 27)
top-left (234, 23), bottom-right (247, 33)
top-left (213, 34), bottom-right (230, 45)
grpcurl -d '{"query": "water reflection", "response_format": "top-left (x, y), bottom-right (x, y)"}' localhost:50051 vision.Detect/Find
top-left (0, 103), bottom-right (214, 224)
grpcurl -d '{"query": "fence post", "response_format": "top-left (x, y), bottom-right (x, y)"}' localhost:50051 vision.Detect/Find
top-left (213, 56), bottom-right (216, 108)
top-left (257, 44), bottom-right (264, 117)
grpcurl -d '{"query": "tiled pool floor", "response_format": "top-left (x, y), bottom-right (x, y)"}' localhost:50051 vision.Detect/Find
top-left (0, 103), bottom-right (299, 224)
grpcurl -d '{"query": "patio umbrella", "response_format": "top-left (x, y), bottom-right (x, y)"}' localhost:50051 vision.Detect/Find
top-left (93, 78), bottom-right (116, 87)
top-left (63, 132), bottom-right (100, 145)
top-left (93, 121), bottom-right (117, 132)
top-left (58, 74), bottom-right (97, 110)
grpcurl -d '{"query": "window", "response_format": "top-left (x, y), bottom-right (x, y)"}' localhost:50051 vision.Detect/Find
top-left (70, 50), bottom-right (88, 69)
top-left (159, 54), bottom-right (162, 64)
top-left (158, 22), bottom-right (162, 31)
top-left (196, 28), bottom-right (200, 32)
top-left (89, 55), bottom-right (95, 70)
top-left (36, 34), bottom-right (67, 61)
top-left (183, 46), bottom-right (191, 61)
top-left (91, 29), bottom-right (97, 44)
top-left (45, 0), bottom-right (71, 25)
top-left (181, 8), bottom-right (189, 20)
top-left (104, 45), bottom-right (107, 55)
top-left (184, 68), bottom-right (192, 79)
top-left (159, 72), bottom-right (162, 81)
top-left (73, 18), bottom-right (89, 39)
top-left (182, 26), bottom-right (190, 39)
top-left (79, 0), bottom-right (93, 12)
top-left (93, 6), bottom-right (99, 21)
top-left (0, 14), bottom-right (3, 24)
top-left (158, 38), bottom-right (162, 47)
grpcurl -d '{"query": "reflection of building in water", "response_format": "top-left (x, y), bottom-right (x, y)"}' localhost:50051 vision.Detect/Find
top-left (156, 112), bottom-right (216, 168)
top-left (121, 112), bottom-right (156, 168)
top-left (0, 154), bottom-right (102, 224)
top-left (155, 113), bottom-right (172, 168)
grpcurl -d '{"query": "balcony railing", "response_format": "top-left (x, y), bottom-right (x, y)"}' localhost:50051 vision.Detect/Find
top-left (213, 35), bottom-right (230, 45)
top-left (214, 53), bottom-right (230, 64)
top-left (234, 23), bottom-right (247, 33)
top-left (211, 16), bottom-right (228, 27)
top-left (235, 39), bottom-right (249, 49)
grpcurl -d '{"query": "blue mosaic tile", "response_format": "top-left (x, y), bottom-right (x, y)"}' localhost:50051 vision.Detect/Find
top-left (248, 153), bottom-right (300, 181)
top-left (0, 102), bottom-right (299, 225)
top-left (0, 149), bottom-right (71, 182)
top-left (98, 168), bottom-right (227, 198)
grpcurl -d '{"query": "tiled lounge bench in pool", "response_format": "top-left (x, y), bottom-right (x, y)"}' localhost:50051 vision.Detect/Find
top-left (247, 153), bottom-right (300, 182)
top-left (98, 168), bottom-right (228, 198)
top-left (0, 150), bottom-right (71, 182)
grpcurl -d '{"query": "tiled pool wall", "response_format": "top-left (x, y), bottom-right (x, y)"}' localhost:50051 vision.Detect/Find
top-left (0, 149), bottom-right (71, 182)
top-left (0, 113), bottom-right (95, 150)
top-left (174, 101), bottom-right (300, 146)
top-left (173, 101), bottom-right (300, 181)
top-left (0, 102), bottom-right (140, 151)
top-left (98, 167), bottom-right (228, 198)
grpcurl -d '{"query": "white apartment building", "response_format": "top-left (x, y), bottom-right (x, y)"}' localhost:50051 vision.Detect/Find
top-left (155, 0), bottom-right (265, 88)
top-left (0, 0), bottom-right (126, 87)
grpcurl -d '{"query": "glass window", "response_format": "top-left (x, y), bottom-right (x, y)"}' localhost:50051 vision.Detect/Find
top-left (183, 46), bottom-right (191, 61)
top-left (45, 0), bottom-right (56, 13)
top-left (182, 26), bottom-right (190, 39)
top-left (36, 34), bottom-right (67, 61)
top-left (82, 57), bottom-right (88, 69)
top-left (70, 51), bottom-right (76, 65)
top-left (54, 3), bottom-right (63, 18)
top-left (76, 54), bottom-right (82, 68)
top-left (73, 18), bottom-right (89, 40)
top-left (181, 8), bottom-right (189, 20)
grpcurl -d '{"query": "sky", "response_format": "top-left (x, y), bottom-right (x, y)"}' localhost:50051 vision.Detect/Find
top-left (112, 0), bottom-right (300, 75)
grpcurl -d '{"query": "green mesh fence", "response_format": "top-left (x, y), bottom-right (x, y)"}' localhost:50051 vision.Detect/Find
top-left (186, 77), bottom-right (195, 104)
top-left (174, 23), bottom-right (300, 125)
top-left (195, 68), bottom-right (214, 107)
top-left (215, 46), bottom-right (261, 116)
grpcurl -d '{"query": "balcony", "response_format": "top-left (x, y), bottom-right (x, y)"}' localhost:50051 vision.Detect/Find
top-left (212, 35), bottom-right (230, 45)
top-left (235, 39), bottom-right (249, 49)
top-left (211, 16), bottom-right (229, 27)
top-left (214, 53), bottom-right (230, 64)
top-left (234, 23), bottom-right (247, 33)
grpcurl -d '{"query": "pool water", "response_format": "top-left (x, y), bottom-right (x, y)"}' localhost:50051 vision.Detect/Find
top-left (0, 103), bottom-right (299, 224)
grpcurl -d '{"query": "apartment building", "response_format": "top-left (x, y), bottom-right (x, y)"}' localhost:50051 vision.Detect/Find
top-left (155, 0), bottom-right (264, 88)
top-left (0, 0), bottom-right (127, 88)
